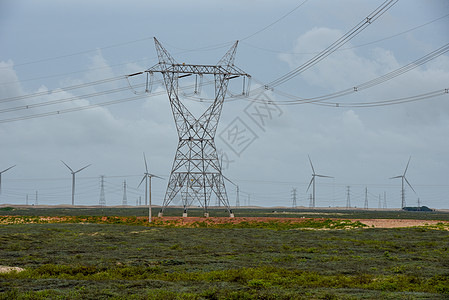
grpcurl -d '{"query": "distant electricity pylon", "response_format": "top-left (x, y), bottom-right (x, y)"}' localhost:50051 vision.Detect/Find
top-left (138, 153), bottom-right (163, 222)
top-left (346, 186), bottom-right (351, 208)
top-left (132, 38), bottom-right (250, 217)
top-left (306, 155), bottom-right (333, 208)
top-left (364, 187), bottom-right (368, 210)
top-left (0, 165), bottom-right (15, 195)
top-left (291, 188), bottom-right (297, 208)
top-left (61, 161), bottom-right (90, 206)
top-left (99, 175), bottom-right (106, 206)
top-left (122, 180), bottom-right (127, 206)
top-left (390, 156), bottom-right (416, 208)
top-left (236, 186), bottom-right (240, 207)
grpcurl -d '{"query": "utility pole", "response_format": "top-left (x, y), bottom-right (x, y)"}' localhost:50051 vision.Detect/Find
top-left (291, 188), bottom-right (297, 208)
top-left (35, 191), bottom-right (38, 206)
top-left (248, 194), bottom-right (251, 207)
top-left (378, 194), bottom-right (381, 209)
top-left (346, 186), bottom-right (351, 208)
top-left (99, 175), bottom-right (106, 206)
top-left (137, 38), bottom-right (250, 218)
top-left (383, 191), bottom-right (387, 208)
top-left (122, 180), bottom-right (127, 206)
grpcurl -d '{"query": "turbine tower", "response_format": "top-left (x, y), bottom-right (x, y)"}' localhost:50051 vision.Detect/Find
top-left (138, 153), bottom-right (163, 222)
top-left (390, 156), bottom-right (416, 209)
top-left (306, 155), bottom-right (333, 208)
top-left (61, 161), bottom-right (90, 206)
top-left (0, 165), bottom-right (15, 195)
top-left (137, 38), bottom-right (250, 217)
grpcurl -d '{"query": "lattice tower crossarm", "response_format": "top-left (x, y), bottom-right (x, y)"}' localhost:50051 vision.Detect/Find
top-left (146, 38), bottom-right (250, 217)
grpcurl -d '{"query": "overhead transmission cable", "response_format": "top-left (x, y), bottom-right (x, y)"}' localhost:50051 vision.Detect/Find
top-left (0, 36), bottom-right (156, 70)
top-left (223, 42), bottom-right (449, 107)
top-left (0, 78), bottom-right (215, 123)
top-left (240, 0), bottom-right (308, 41)
top-left (265, 0), bottom-right (398, 89)
top-left (0, 75), bottom-right (125, 103)
top-left (241, 12), bottom-right (449, 54)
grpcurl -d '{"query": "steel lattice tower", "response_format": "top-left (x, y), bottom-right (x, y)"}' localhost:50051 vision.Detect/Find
top-left (145, 38), bottom-right (250, 217)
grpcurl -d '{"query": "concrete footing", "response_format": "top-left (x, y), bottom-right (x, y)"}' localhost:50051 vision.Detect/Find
top-left (230, 213), bottom-right (235, 218)
top-left (182, 212), bottom-right (188, 217)
top-left (158, 212), bottom-right (163, 217)
top-left (204, 212), bottom-right (209, 218)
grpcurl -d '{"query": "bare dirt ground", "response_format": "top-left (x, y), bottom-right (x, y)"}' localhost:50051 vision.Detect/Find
top-left (0, 266), bottom-right (24, 274)
top-left (354, 219), bottom-right (446, 228)
top-left (158, 217), bottom-right (449, 228)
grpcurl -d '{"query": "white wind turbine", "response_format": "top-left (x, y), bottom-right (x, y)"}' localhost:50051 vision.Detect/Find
top-left (138, 153), bottom-right (163, 222)
top-left (390, 156), bottom-right (416, 209)
top-left (61, 161), bottom-right (91, 206)
top-left (306, 155), bottom-right (333, 208)
top-left (0, 165), bottom-right (16, 195)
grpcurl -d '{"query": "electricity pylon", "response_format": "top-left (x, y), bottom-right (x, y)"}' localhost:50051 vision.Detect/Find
top-left (99, 175), bottom-right (106, 206)
top-left (122, 180), bottom-right (127, 206)
top-left (141, 38), bottom-right (250, 217)
top-left (291, 188), bottom-right (297, 208)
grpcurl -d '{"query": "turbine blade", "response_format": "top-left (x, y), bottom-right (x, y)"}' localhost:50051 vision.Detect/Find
top-left (149, 173), bottom-right (164, 180)
top-left (316, 174), bottom-right (333, 178)
top-left (61, 160), bottom-right (74, 173)
top-left (143, 153), bottom-right (148, 173)
top-left (308, 155), bottom-right (315, 174)
top-left (404, 177), bottom-right (416, 194)
top-left (390, 175), bottom-right (402, 179)
top-left (404, 156), bottom-right (411, 175)
top-left (306, 176), bottom-right (314, 193)
top-left (75, 164), bottom-right (91, 173)
top-left (137, 175), bottom-right (146, 188)
top-left (1, 165), bottom-right (16, 173)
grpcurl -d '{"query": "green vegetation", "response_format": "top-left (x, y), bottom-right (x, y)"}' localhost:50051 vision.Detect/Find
top-left (2, 206), bottom-right (449, 220)
top-left (0, 208), bottom-right (448, 299)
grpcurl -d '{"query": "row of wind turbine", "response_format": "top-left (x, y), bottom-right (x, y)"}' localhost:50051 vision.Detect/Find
top-left (305, 155), bottom-right (417, 208)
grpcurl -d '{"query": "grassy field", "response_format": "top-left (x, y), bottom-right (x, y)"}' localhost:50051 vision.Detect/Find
top-left (2, 206), bottom-right (449, 220)
top-left (0, 207), bottom-right (448, 299)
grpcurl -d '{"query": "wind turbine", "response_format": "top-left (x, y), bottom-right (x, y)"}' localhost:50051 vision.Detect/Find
top-left (0, 165), bottom-right (16, 195)
top-left (61, 161), bottom-right (91, 206)
top-left (138, 153), bottom-right (163, 222)
top-left (306, 155), bottom-right (333, 208)
top-left (390, 156), bottom-right (416, 209)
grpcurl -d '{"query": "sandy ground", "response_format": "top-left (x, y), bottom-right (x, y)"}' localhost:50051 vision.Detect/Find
top-left (355, 219), bottom-right (446, 228)
top-left (0, 266), bottom-right (24, 274)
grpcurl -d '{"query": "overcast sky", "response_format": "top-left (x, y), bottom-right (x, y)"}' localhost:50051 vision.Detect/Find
top-left (1, 0), bottom-right (448, 209)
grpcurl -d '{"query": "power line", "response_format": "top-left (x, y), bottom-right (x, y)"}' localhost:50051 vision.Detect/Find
top-left (0, 36), bottom-right (156, 70)
top-left (265, 0), bottom-right (399, 89)
top-left (241, 12), bottom-right (449, 54)
top-left (240, 0), bottom-right (308, 41)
